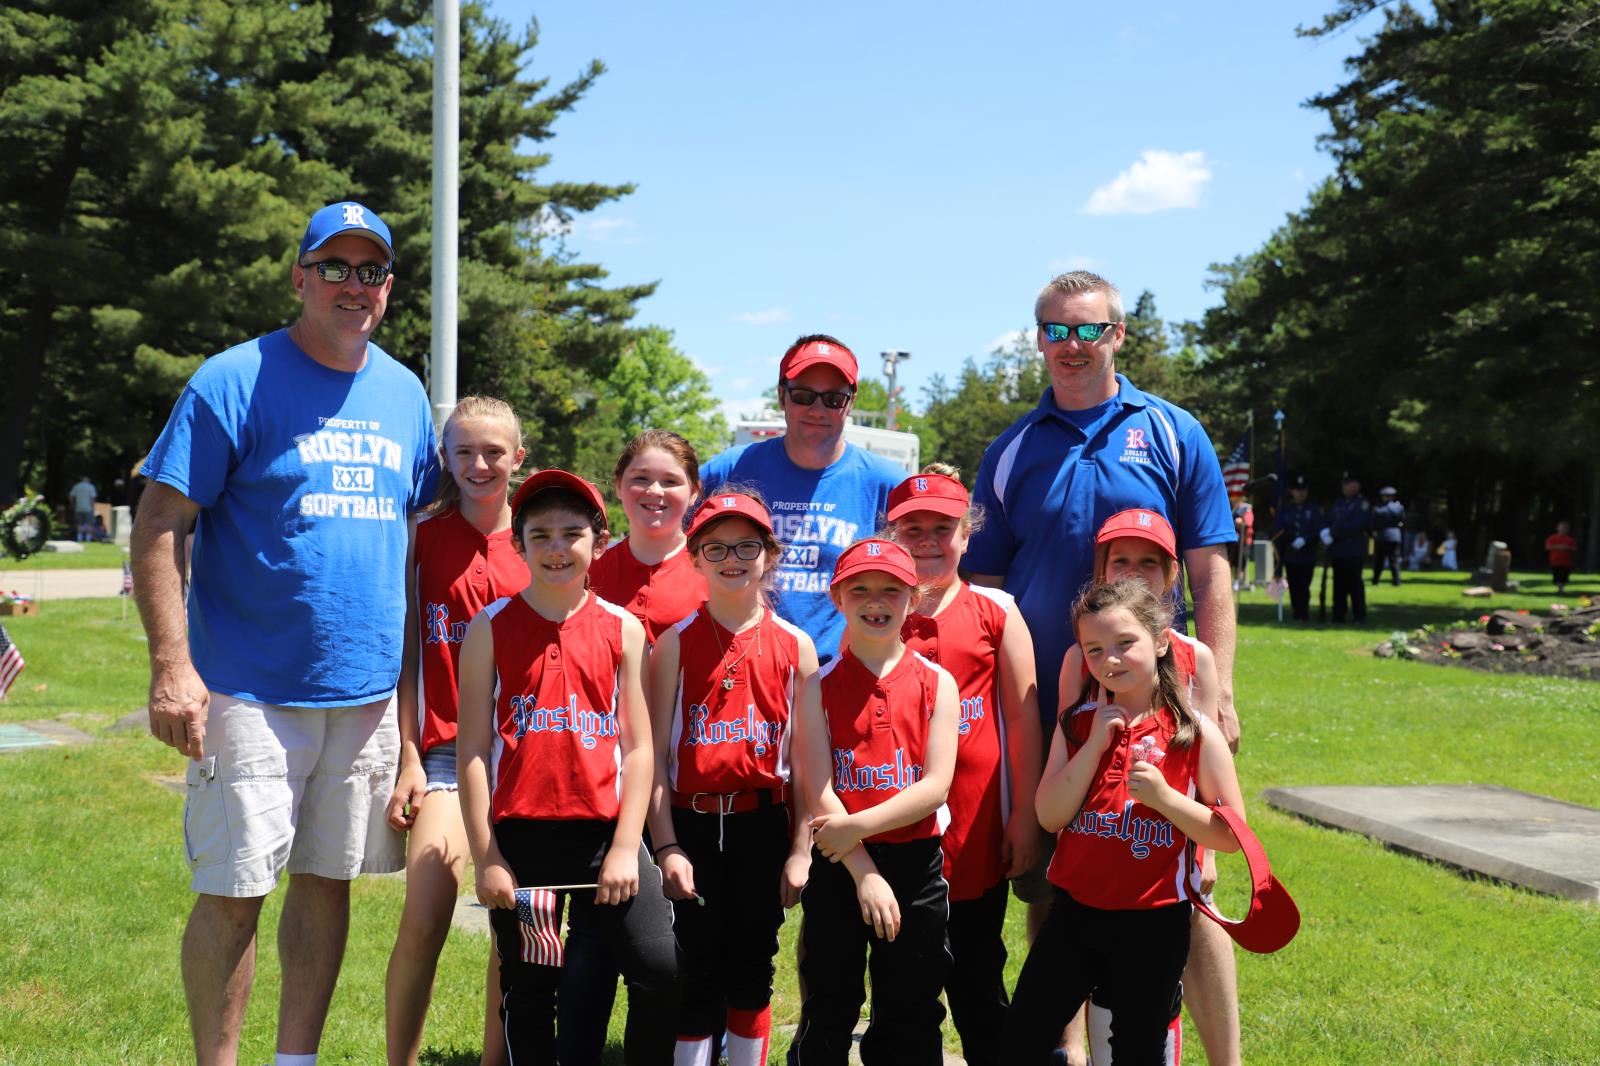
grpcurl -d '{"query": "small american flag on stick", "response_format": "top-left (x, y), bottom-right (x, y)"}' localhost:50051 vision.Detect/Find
top-left (0, 623), bottom-right (24, 701)
top-left (515, 887), bottom-right (565, 966)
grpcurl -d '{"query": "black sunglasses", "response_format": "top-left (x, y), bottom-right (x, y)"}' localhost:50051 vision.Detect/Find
top-left (1041, 321), bottom-right (1116, 343)
top-left (783, 385), bottom-right (854, 410)
top-left (301, 258), bottom-right (392, 287)
top-left (698, 539), bottom-right (765, 562)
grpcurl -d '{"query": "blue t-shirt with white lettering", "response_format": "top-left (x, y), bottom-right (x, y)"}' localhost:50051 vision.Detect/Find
top-left (142, 330), bottom-right (440, 707)
top-left (700, 439), bottom-right (903, 663)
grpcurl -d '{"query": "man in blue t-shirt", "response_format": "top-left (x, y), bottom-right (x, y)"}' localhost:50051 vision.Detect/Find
top-left (700, 335), bottom-right (904, 664)
top-left (132, 202), bottom-right (439, 1066)
top-left (964, 270), bottom-right (1240, 1066)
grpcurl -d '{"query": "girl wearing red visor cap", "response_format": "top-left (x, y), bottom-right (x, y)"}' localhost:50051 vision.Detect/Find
top-left (1056, 508), bottom-right (1239, 1066)
top-left (884, 465), bottom-right (1045, 1066)
top-left (457, 469), bottom-right (679, 1064)
top-left (1004, 578), bottom-right (1246, 1066)
top-left (643, 489), bottom-right (818, 1066)
top-left (790, 537), bottom-right (960, 1064)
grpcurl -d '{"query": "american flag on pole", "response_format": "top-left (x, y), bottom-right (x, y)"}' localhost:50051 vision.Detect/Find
top-left (514, 887), bottom-right (565, 966)
top-left (0, 623), bottom-right (24, 701)
top-left (1223, 430), bottom-right (1252, 503)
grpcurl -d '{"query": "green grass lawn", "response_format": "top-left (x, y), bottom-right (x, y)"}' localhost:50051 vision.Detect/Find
top-left (2, 573), bottom-right (1598, 1063)
top-left (0, 541), bottom-right (127, 571)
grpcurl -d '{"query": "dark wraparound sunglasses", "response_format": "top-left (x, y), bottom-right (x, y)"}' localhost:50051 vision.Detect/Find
top-left (1041, 321), bottom-right (1116, 343)
top-left (301, 258), bottom-right (393, 287)
top-left (783, 385), bottom-right (854, 409)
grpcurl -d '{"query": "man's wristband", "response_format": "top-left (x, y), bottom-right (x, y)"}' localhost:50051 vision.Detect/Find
top-left (653, 841), bottom-right (682, 859)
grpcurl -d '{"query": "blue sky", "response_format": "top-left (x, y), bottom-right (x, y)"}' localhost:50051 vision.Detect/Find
top-left (488, 1), bottom-right (1370, 423)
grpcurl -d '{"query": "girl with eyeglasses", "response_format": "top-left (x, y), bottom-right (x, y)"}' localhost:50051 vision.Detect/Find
top-left (644, 489), bottom-right (818, 1065)
top-left (590, 430), bottom-right (708, 645)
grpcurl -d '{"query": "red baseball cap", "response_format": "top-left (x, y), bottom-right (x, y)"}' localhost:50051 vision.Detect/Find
top-left (687, 492), bottom-right (773, 540)
top-left (831, 538), bottom-right (918, 589)
top-left (1095, 508), bottom-right (1177, 560)
top-left (887, 473), bottom-right (969, 522)
top-left (509, 468), bottom-right (607, 523)
top-left (780, 338), bottom-right (858, 386)
top-left (1191, 804), bottom-right (1301, 954)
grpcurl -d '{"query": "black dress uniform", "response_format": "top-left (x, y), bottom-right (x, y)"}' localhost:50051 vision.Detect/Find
top-left (1326, 475), bottom-right (1372, 623)
top-left (1272, 476), bottom-right (1323, 622)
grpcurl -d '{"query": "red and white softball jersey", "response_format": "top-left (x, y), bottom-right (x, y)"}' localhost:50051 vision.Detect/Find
top-left (900, 583), bottom-right (1012, 901)
top-left (819, 647), bottom-right (952, 845)
top-left (667, 606), bottom-right (805, 794)
top-left (589, 541), bottom-right (708, 644)
top-left (413, 509), bottom-right (530, 753)
top-left (1047, 706), bottom-right (1205, 910)
top-left (485, 591), bottom-right (631, 823)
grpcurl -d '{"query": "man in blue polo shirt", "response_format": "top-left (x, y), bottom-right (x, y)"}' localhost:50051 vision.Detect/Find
top-left (133, 202), bottom-right (439, 1066)
top-left (965, 269), bottom-right (1240, 1066)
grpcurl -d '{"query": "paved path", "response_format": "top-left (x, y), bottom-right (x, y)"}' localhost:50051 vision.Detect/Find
top-left (1267, 783), bottom-right (1600, 902)
top-left (0, 567), bottom-right (125, 600)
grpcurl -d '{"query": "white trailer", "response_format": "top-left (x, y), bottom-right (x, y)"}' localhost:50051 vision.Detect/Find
top-left (732, 416), bottom-right (921, 474)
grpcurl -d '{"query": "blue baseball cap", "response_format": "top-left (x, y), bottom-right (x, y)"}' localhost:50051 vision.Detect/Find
top-left (299, 201), bottom-right (394, 264)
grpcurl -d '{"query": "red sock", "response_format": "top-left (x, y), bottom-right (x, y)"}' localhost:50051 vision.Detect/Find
top-left (725, 1005), bottom-right (772, 1066)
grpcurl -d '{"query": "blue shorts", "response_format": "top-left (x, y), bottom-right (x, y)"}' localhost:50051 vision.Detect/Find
top-left (421, 740), bottom-right (458, 793)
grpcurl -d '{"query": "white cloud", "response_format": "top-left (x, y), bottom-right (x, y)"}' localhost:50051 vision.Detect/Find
top-left (730, 308), bottom-right (792, 326)
top-left (720, 395), bottom-right (779, 425)
top-left (582, 216), bottom-right (641, 244)
top-left (987, 328), bottom-right (1031, 354)
top-left (729, 376), bottom-right (755, 391)
top-left (1082, 150), bottom-right (1212, 215)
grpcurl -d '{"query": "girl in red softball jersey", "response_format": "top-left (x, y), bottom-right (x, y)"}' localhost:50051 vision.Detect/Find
top-left (1057, 508), bottom-right (1238, 1066)
top-left (791, 537), bottom-right (960, 1065)
top-left (1004, 578), bottom-right (1245, 1066)
top-left (885, 466), bottom-right (1044, 1066)
top-left (384, 396), bottom-right (526, 1066)
top-left (590, 430), bottom-right (708, 643)
top-left (457, 469), bottom-right (679, 1065)
top-left (646, 490), bottom-right (818, 1066)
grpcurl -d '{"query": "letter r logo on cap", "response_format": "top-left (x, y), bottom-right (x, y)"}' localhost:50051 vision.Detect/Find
top-left (866, 543), bottom-right (882, 556)
top-left (722, 496), bottom-right (736, 508)
top-left (1138, 512), bottom-right (1152, 526)
top-left (342, 204), bottom-right (368, 228)
top-left (915, 477), bottom-right (928, 492)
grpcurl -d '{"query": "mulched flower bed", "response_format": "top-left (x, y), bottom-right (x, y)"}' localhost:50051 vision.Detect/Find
top-left (1376, 601), bottom-right (1600, 680)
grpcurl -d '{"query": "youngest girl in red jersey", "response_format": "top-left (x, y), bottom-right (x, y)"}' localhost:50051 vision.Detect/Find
top-left (590, 430), bottom-right (708, 644)
top-left (645, 490), bottom-right (818, 1066)
top-left (1002, 578), bottom-right (1245, 1066)
top-left (384, 396), bottom-right (527, 1066)
top-left (885, 467), bottom-right (1044, 1066)
top-left (791, 537), bottom-right (960, 1065)
top-left (457, 469), bottom-right (679, 1065)
top-left (1057, 509), bottom-right (1238, 1066)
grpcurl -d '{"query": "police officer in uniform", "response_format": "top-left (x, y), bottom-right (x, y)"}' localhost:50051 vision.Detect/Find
top-left (1323, 472), bottom-right (1371, 623)
top-left (1271, 474), bottom-right (1322, 622)
top-left (1371, 486), bottom-right (1405, 586)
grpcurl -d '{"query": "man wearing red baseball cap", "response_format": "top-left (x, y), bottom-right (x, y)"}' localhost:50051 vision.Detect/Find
top-left (699, 335), bottom-right (904, 665)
